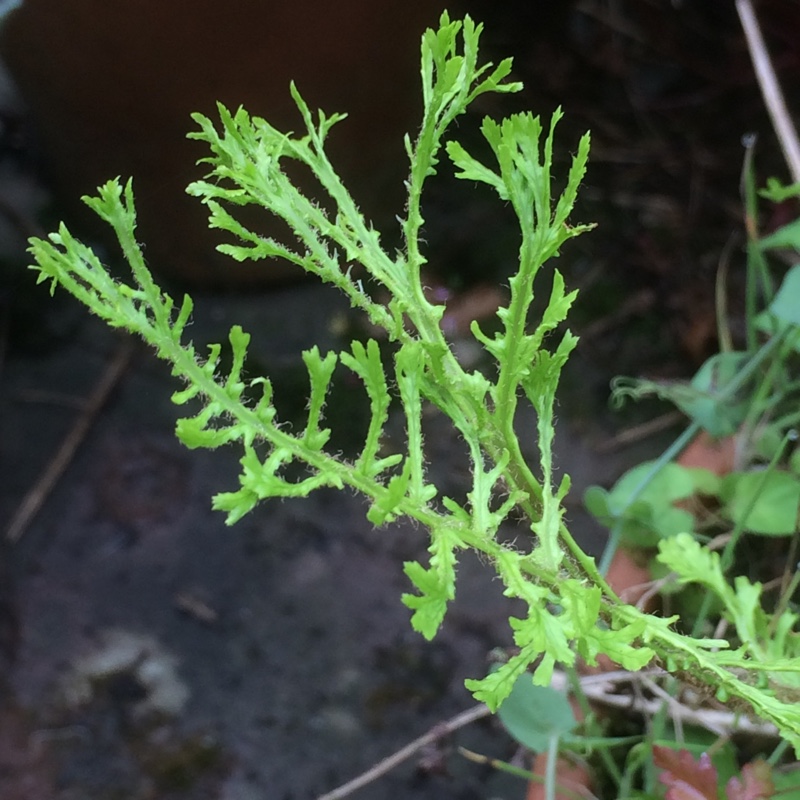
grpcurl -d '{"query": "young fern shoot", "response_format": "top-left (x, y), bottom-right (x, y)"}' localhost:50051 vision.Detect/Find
top-left (28, 12), bottom-right (800, 749)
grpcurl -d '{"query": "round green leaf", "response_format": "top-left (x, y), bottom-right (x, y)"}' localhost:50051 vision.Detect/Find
top-left (608, 461), bottom-right (704, 512)
top-left (585, 463), bottom-right (713, 546)
top-left (497, 673), bottom-right (576, 753)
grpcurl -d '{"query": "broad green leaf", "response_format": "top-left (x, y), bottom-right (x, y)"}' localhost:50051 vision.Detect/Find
top-left (609, 461), bottom-right (706, 508)
top-left (772, 766), bottom-right (800, 799)
top-left (720, 470), bottom-right (800, 535)
top-left (753, 265), bottom-right (800, 349)
top-left (497, 674), bottom-right (576, 752)
top-left (586, 461), bottom-right (713, 546)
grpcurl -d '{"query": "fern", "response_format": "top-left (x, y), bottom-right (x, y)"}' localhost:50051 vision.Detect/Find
top-left (28, 12), bottom-right (800, 750)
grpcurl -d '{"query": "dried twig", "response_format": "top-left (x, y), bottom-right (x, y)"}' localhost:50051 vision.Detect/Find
top-left (460, 747), bottom-right (594, 800)
top-left (316, 703), bottom-right (491, 800)
top-left (5, 336), bottom-right (134, 543)
top-left (550, 669), bottom-right (777, 740)
top-left (736, 0), bottom-right (800, 183)
top-left (595, 410), bottom-right (684, 454)
top-left (174, 591), bottom-right (219, 624)
top-left (318, 660), bottom-right (779, 800)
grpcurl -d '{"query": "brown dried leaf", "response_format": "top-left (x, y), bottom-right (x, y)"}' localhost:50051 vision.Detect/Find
top-left (653, 745), bottom-right (719, 800)
top-left (726, 759), bottom-right (774, 800)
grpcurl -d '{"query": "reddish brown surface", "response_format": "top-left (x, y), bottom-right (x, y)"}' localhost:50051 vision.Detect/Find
top-left (677, 431), bottom-right (737, 476)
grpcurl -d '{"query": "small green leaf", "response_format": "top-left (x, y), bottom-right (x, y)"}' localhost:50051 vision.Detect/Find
top-left (763, 263), bottom-right (800, 325)
top-left (402, 528), bottom-right (459, 639)
top-left (611, 351), bottom-right (750, 437)
top-left (759, 178), bottom-right (800, 202)
top-left (401, 561), bottom-right (452, 640)
top-left (465, 653), bottom-right (531, 711)
top-left (446, 139), bottom-right (507, 196)
top-left (686, 353), bottom-right (751, 436)
top-left (367, 464), bottom-right (411, 526)
top-left (720, 470), bottom-right (800, 535)
top-left (300, 346), bottom-right (337, 451)
top-left (583, 485), bottom-right (611, 520)
top-left (658, 533), bottom-right (727, 592)
top-left (497, 674), bottom-right (576, 752)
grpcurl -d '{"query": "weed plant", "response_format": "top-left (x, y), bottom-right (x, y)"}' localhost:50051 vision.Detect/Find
top-left (28, 11), bottom-right (800, 770)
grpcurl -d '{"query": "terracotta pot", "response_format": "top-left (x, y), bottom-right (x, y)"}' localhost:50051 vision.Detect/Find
top-left (1, 0), bottom-right (446, 287)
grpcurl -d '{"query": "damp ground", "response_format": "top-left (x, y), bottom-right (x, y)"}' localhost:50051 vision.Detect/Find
top-left (0, 282), bottom-right (655, 800)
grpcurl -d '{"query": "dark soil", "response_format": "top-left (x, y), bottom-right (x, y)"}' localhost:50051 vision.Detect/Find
top-left (1, 281), bottom-right (640, 800)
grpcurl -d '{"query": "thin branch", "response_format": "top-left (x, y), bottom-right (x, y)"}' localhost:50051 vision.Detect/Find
top-left (5, 336), bottom-right (134, 543)
top-left (594, 410), bottom-right (683, 454)
top-left (318, 663), bottom-right (778, 800)
top-left (736, 0), bottom-right (800, 184)
top-left (316, 703), bottom-right (491, 800)
top-left (551, 669), bottom-right (777, 740)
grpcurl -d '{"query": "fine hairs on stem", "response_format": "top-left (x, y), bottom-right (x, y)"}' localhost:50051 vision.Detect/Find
top-left (27, 11), bottom-right (800, 777)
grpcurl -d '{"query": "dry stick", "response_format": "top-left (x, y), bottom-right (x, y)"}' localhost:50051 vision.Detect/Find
top-left (319, 666), bottom-right (778, 800)
top-left (736, 0), bottom-right (800, 184)
top-left (5, 336), bottom-right (135, 543)
top-left (594, 410), bottom-right (684, 454)
top-left (316, 703), bottom-right (491, 800)
top-left (550, 668), bottom-right (777, 740)
top-left (459, 748), bottom-right (589, 800)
